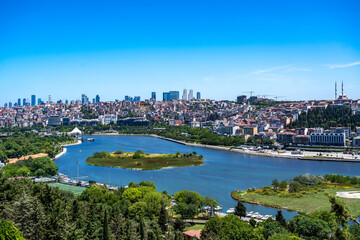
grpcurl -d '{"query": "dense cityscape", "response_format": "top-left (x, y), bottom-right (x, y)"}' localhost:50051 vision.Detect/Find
top-left (1, 83), bottom-right (360, 148)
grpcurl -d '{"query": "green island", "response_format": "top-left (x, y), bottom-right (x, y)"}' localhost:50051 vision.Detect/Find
top-left (232, 174), bottom-right (360, 218)
top-left (86, 150), bottom-right (204, 170)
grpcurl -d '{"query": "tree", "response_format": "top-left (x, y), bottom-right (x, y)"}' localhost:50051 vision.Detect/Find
top-left (0, 150), bottom-right (8, 163)
top-left (102, 209), bottom-right (109, 240)
top-left (260, 218), bottom-right (288, 239)
top-left (0, 219), bottom-right (25, 240)
top-left (234, 201), bottom-right (246, 218)
top-left (327, 194), bottom-right (351, 228)
top-left (174, 203), bottom-right (198, 219)
top-left (158, 203), bottom-right (168, 233)
top-left (279, 180), bottom-right (287, 190)
top-left (275, 210), bottom-right (287, 228)
top-left (173, 218), bottom-right (185, 232)
top-left (288, 214), bottom-right (331, 240)
top-left (272, 179), bottom-right (280, 188)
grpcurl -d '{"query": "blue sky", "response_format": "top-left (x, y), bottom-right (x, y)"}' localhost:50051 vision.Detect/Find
top-left (0, 0), bottom-right (359, 105)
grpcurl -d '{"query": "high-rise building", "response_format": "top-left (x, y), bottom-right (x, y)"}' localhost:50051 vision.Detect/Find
top-left (196, 92), bottom-right (201, 100)
top-left (125, 96), bottom-right (129, 101)
top-left (92, 98), bottom-right (95, 103)
top-left (65, 99), bottom-right (69, 104)
top-left (169, 91), bottom-right (179, 100)
top-left (48, 95), bottom-right (52, 103)
top-left (8, 102), bottom-right (12, 107)
top-left (4, 103), bottom-right (7, 107)
top-left (134, 96), bottom-right (141, 102)
top-left (95, 95), bottom-right (100, 103)
top-left (37, 98), bottom-right (42, 105)
top-left (17, 98), bottom-right (21, 106)
top-left (151, 92), bottom-right (156, 101)
top-left (81, 94), bottom-right (88, 104)
top-left (188, 89), bottom-right (194, 100)
top-left (23, 98), bottom-right (26, 106)
top-left (31, 95), bottom-right (36, 106)
top-left (237, 95), bottom-right (247, 103)
top-left (182, 89), bottom-right (188, 100)
top-left (163, 92), bottom-right (170, 101)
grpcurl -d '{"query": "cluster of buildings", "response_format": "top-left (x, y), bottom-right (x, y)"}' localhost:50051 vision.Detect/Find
top-left (1, 87), bottom-right (360, 147)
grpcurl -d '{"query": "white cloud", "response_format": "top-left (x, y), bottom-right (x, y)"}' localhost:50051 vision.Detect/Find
top-left (284, 67), bottom-right (312, 72)
top-left (251, 65), bottom-right (311, 75)
top-left (326, 61), bottom-right (360, 69)
top-left (252, 65), bottom-right (289, 75)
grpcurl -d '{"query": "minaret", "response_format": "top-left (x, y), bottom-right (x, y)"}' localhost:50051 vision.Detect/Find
top-left (335, 82), bottom-right (337, 100)
top-left (342, 81), bottom-right (344, 97)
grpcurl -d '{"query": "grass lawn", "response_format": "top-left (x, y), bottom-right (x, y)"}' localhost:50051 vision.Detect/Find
top-left (232, 186), bottom-right (360, 217)
top-left (184, 224), bottom-right (205, 231)
top-left (48, 182), bottom-right (86, 195)
top-left (86, 151), bottom-right (204, 170)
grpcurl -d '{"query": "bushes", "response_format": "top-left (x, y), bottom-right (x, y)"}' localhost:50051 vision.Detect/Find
top-left (114, 150), bottom-right (123, 154)
top-left (293, 174), bottom-right (322, 186)
top-left (2, 157), bottom-right (58, 178)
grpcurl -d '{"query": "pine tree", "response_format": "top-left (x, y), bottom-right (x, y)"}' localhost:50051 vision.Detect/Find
top-left (103, 209), bottom-right (110, 240)
top-left (158, 203), bottom-right (168, 233)
top-left (234, 201), bottom-right (246, 218)
top-left (275, 210), bottom-right (287, 228)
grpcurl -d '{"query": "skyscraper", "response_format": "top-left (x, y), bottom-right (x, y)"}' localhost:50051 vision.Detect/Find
top-left (151, 92), bottom-right (156, 101)
top-left (169, 91), bottom-right (180, 100)
top-left (95, 94), bottom-right (100, 103)
top-left (188, 89), bottom-right (194, 100)
top-left (8, 102), bottom-right (12, 107)
top-left (22, 98), bottom-right (26, 106)
top-left (38, 98), bottom-right (42, 105)
top-left (31, 95), bottom-right (36, 106)
top-left (163, 92), bottom-right (170, 101)
top-left (81, 94), bottom-right (88, 104)
top-left (17, 98), bottom-right (21, 106)
top-left (182, 89), bottom-right (188, 100)
top-left (196, 92), bottom-right (201, 100)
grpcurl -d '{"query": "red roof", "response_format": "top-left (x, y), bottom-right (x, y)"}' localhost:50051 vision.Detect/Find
top-left (183, 230), bottom-right (201, 239)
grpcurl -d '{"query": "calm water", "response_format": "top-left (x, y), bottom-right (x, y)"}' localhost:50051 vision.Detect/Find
top-left (55, 135), bottom-right (360, 219)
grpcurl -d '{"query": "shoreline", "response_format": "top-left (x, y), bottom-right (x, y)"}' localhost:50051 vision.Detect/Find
top-left (230, 191), bottom-right (299, 213)
top-left (54, 148), bottom-right (67, 159)
top-left (54, 140), bottom-right (82, 160)
top-left (92, 133), bottom-right (360, 163)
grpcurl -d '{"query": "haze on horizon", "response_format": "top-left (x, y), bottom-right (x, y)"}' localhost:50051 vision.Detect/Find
top-left (0, 0), bottom-right (359, 105)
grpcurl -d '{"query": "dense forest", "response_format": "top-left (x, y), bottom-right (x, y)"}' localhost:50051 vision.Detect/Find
top-left (288, 106), bottom-right (360, 131)
top-left (0, 132), bottom-right (75, 162)
top-left (1, 156), bottom-right (58, 178)
top-left (0, 176), bottom-right (359, 240)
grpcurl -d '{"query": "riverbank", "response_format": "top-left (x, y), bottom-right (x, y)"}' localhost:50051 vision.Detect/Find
top-left (231, 186), bottom-right (360, 217)
top-left (62, 140), bottom-right (82, 147)
top-left (93, 133), bottom-right (360, 162)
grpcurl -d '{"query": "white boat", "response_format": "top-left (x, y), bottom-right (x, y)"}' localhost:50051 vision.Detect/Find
top-left (214, 206), bottom-right (223, 211)
top-left (226, 208), bottom-right (235, 214)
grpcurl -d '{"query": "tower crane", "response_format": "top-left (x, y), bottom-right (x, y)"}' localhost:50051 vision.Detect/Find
top-left (273, 96), bottom-right (286, 101)
top-left (242, 91), bottom-right (254, 97)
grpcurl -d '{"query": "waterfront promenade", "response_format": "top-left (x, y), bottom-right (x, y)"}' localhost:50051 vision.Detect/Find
top-left (95, 133), bottom-right (360, 163)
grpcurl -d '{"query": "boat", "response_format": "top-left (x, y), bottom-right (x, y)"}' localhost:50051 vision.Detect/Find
top-left (226, 208), bottom-right (235, 214)
top-left (87, 138), bottom-right (95, 142)
top-left (214, 206), bottom-right (223, 211)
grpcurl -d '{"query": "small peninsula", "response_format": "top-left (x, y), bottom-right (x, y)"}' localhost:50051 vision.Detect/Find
top-left (231, 174), bottom-right (360, 218)
top-left (86, 150), bottom-right (204, 170)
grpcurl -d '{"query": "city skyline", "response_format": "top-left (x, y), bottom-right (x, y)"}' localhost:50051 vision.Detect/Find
top-left (1, 0), bottom-right (360, 106)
